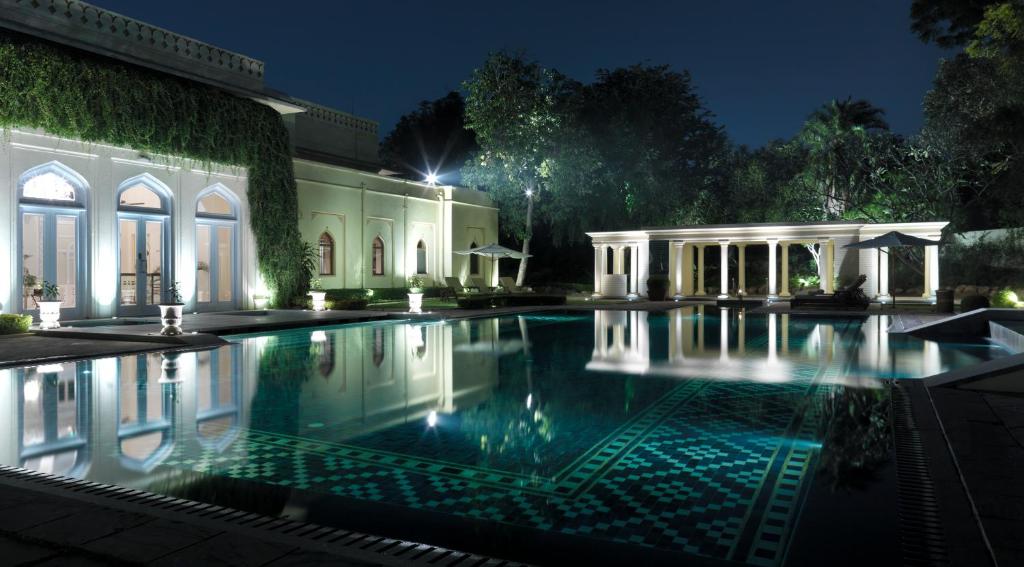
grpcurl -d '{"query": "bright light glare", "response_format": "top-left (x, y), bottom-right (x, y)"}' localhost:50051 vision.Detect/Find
top-left (23, 378), bottom-right (40, 403)
top-left (525, 188), bottom-right (534, 197)
top-left (311, 330), bottom-right (327, 343)
top-left (426, 410), bottom-right (438, 428)
top-left (526, 393), bottom-right (533, 409)
top-left (425, 173), bottom-right (439, 185)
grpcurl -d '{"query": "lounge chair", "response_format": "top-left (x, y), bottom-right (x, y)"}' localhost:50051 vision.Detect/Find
top-left (499, 277), bottom-right (532, 293)
top-left (440, 276), bottom-right (465, 300)
top-left (790, 274), bottom-right (870, 311)
top-left (495, 276), bottom-right (566, 306)
top-left (468, 276), bottom-right (490, 291)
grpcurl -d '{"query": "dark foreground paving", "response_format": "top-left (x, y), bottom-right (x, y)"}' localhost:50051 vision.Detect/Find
top-left (929, 386), bottom-right (1024, 566)
top-left (0, 466), bottom-right (518, 567)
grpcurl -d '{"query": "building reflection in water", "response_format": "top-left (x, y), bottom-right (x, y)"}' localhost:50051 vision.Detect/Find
top-left (0, 318), bottom-right (506, 488)
top-left (589, 306), bottom-right (949, 387)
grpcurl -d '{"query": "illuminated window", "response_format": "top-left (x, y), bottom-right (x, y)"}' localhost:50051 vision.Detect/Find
top-left (416, 240), bottom-right (427, 274)
top-left (23, 172), bottom-right (76, 201)
top-left (197, 192), bottom-right (234, 217)
top-left (372, 236), bottom-right (385, 276)
top-left (319, 232), bottom-right (335, 275)
top-left (118, 184), bottom-right (163, 210)
top-left (469, 241), bottom-right (480, 275)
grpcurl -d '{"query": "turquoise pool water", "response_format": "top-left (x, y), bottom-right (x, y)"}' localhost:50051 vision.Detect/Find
top-left (0, 308), bottom-right (1009, 565)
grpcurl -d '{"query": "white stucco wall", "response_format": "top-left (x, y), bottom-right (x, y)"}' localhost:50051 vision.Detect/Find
top-left (0, 128), bottom-right (256, 317)
top-left (294, 160), bottom-right (499, 289)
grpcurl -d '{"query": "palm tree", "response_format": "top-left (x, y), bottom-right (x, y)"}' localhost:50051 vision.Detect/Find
top-left (799, 98), bottom-right (889, 218)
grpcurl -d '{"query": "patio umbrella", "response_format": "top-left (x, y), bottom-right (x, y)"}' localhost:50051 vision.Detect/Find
top-left (844, 231), bottom-right (941, 308)
top-left (454, 243), bottom-right (531, 285)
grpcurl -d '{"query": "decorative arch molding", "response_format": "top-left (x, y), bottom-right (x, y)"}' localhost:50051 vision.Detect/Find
top-left (18, 160), bottom-right (90, 206)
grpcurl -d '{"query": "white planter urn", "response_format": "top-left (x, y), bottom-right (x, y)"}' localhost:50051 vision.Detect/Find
top-left (37, 300), bottom-right (62, 329)
top-left (309, 291), bottom-right (327, 312)
top-left (159, 304), bottom-right (184, 336)
top-left (159, 352), bottom-right (182, 384)
top-left (408, 292), bottom-right (424, 314)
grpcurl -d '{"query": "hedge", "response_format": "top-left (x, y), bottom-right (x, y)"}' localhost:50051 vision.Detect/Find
top-left (0, 314), bottom-right (33, 335)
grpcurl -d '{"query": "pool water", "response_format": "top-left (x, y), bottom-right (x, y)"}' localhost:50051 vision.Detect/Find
top-left (0, 308), bottom-right (1008, 565)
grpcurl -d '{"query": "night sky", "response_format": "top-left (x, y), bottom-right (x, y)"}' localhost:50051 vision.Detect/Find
top-left (90, 0), bottom-right (950, 148)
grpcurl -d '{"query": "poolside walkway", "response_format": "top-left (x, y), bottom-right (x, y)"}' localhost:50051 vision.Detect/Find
top-left (0, 465), bottom-right (519, 567)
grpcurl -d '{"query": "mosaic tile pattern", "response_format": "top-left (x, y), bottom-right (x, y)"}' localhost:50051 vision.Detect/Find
top-left (164, 374), bottom-right (831, 565)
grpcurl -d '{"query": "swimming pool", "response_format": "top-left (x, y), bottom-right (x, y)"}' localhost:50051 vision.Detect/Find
top-left (0, 308), bottom-right (1008, 565)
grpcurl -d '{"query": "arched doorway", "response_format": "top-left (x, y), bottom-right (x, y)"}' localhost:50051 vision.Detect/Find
top-left (117, 174), bottom-right (172, 316)
top-left (18, 161), bottom-right (89, 319)
top-left (195, 186), bottom-right (239, 311)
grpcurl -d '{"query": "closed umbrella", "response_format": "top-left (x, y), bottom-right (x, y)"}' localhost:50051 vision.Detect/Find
top-left (844, 231), bottom-right (941, 308)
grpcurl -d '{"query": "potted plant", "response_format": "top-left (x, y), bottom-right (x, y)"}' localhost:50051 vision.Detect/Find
top-left (36, 281), bottom-right (62, 329)
top-left (159, 281), bottom-right (185, 336)
top-left (308, 278), bottom-right (327, 311)
top-left (408, 275), bottom-right (426, 314)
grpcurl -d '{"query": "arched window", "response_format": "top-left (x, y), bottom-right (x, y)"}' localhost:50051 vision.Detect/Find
top-left (372, 236), bottom-right (385, 276)
top-left (116, 175), bottom-right (171, 313)
top-left (318, 232), bottom-right (335, 275)
top-left (18, 162), bottom-right (88, 316)
top-left (195, 186), bottom-right (239, 310)
top-left (416, 240), bottom-right (427, 274)
top-left (469, 241), bottom-right (480, 275)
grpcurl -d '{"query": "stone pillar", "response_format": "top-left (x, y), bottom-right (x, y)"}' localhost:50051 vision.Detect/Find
top-left (668, 241), bottom-right (678, 296)
top-left (719, 307), bottom-right (729, 361)
top-left (767, 312), bottom-right (778, 362)
top-left (673, 242), bottom-right (685, 297)
top-left (718, 242), bottom-right (729, 299)
top-left (737, 244), bottom-right (746, 295)
top-left (767, 239), bottom-right (778, 298)
top-left (682, 244), bottom-right (694, 296)
top-left (780, 242), bottom-right (790, 297)
top-left (824, 239), bottom-right (835, 294)
top-left (696, 244), bottom-right (706, 296)
top-left (593, 244), bottom-right (603, 296)
top-left (637, 241), bottom-right (650, 297)
top-left (923, 244), bottom-right (939, 299)
top-left (629, 243), bottom-right (639, 296)
top-left (613, 245), bottom-right (625, 274)
top-left (879, 247), bottom-right (890, 301)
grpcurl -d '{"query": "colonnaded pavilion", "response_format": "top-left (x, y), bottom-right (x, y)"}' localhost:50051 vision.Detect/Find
top-left (588, 220), bottom-right (947, 301)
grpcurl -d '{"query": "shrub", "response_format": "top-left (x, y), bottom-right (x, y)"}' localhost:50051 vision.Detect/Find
top-left (0, 314), bottom-right (32, 335)
top-left (960, 295), bottom-right (990, 312)
top-left (991, 288), bottom-right (1023, 308)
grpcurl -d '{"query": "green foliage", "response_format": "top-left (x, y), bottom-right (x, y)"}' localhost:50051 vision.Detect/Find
top-left (992, 287), bottom-right (1024, 307)
top-left (39, 280), bottom-right (60, 301)
top-left (0, 314), bottom-right (33, 335)
top-left (911, 0), bottom-right (1002, 47)
top-left (407, 275), bottom-right (426, 292)
top-left (163, 281), bottom-right (183, 304)
top-left (0, 34), bottom-right (304, 305)
top-left (817, 386), bottom-right (893, 491)
top-left (960, 294), bottom-right (991, 311)
top-left (941, 231), bottom-right (1024, 287)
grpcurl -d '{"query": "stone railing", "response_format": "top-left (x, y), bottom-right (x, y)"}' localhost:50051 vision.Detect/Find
top-left (3, 0), bottom-right (264, 86)
top-left (292, 99), bottom-right (379, 135)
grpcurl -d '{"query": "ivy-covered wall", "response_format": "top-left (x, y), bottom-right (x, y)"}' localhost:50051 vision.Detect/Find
top-left (0, 32), bottom-right (305, 305)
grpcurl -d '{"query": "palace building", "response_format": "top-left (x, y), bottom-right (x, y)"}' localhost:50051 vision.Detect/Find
top-left (0, 0), bottom-right (498, 318)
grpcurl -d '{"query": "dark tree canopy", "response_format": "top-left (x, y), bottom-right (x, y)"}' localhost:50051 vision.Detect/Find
top-left (910, 0), bottom-right (1002, 46)
top-left (379, 91), bottom-right (478, 183)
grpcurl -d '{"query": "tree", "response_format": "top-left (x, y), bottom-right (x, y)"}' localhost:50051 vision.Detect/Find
top-left (379, 92), bottom-right (477, 183)
top-left (573, 65), bottom-right (729, 230)
top-left (461, 52), bottom-right (576, 286)
top-left (797, 97), bottom-right (889, 219)
top-left (911, 0), bottom-right (1002, 47)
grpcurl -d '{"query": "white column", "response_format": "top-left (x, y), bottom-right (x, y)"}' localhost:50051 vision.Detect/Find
top-left (682, 244), bottom-right (694, 296)
top-left (768, 312), bottom-right (778, 362)
top-left (767, 239), bottom-right (778, 298)
top-left (737, 244), bottom-right (746, 295)
top-left (629, 243), bottom-right (639, 296)
top-left (824, 239), bottom-right (835, 294)
top-left (879, 247), bottom-right (890, 301)
top-left (719, 307), bottom-right (730, 361)
top-left (637, 240), bottom-right (650, 297)
top-left (696, 245), bottom-right (706, 296)
top-left (613, 245), bottom-right (625, 274)
top-left (780, 242), bottom-right (790, 297)
top-left (718, 241), bottom-right (729, 299)
top-left (673, 242), bottom-right (686, 298)
top-left (924, 244), bottom-right (938, 299)
top-left (593, 244), bottom-right (604, 296)
top-left (668, 241), bottom-right (678, 296)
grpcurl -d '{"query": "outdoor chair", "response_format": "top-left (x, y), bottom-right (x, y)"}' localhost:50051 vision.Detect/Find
top-left (499, 277), bottom-right (533, 293)
top-left (468, 276), bottom-right (491, 291)
top-left (790, 274), bottom-right (869, 311)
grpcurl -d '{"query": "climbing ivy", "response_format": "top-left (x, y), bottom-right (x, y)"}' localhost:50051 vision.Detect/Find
top-left (0, 32), bottom-right (305, 305)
